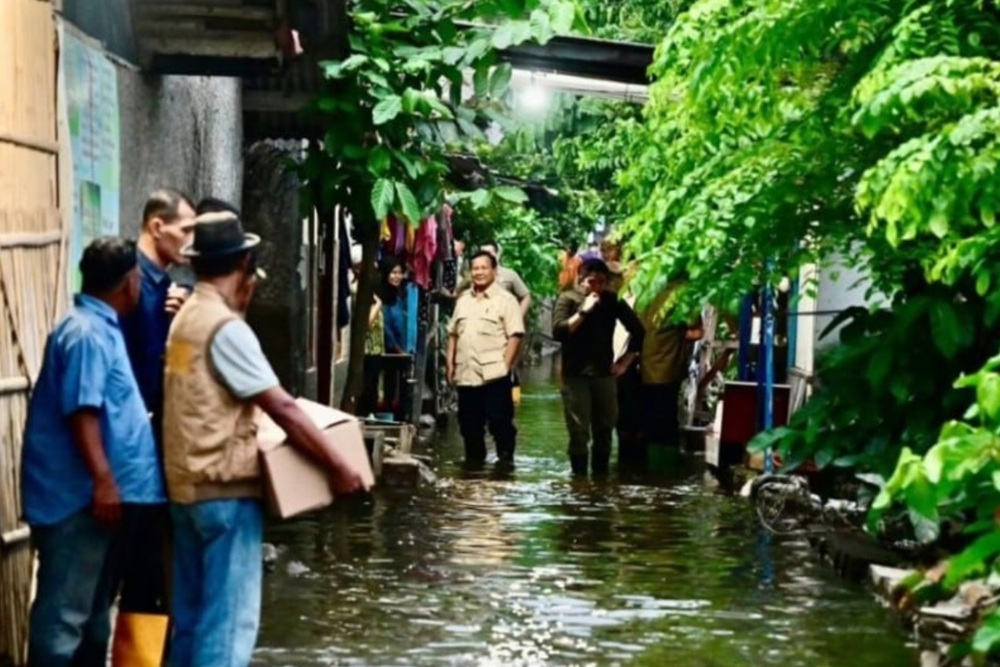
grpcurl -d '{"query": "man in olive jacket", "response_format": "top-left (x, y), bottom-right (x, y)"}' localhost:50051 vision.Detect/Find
top-left (553, 258), bottom-right (645, 476)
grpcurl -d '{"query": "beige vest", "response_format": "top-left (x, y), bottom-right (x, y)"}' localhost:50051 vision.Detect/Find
top-left (163, 283), bottom-right (261, 503)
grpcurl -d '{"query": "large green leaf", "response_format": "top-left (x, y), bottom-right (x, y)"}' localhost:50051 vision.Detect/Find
top-left (550, 1), bottom-right (576, 34)
top-left (470, 189), bottom-right (491, 208)
top-left (392, 150), bottom-right (421, 181)
top-left (945, 532), bottom-right (1000, 588)
top-left (530, 9), bottom-right (554, 44)
top-left (509, 20), bottom-right (533, 47)
top-left (442, 46), bottom-right (466, 66)
top-left (977, 373), bottom-right (1000, 423)
top-left (973, 611), bottom-right (1000, 655)
top-left (371, 179), bottom-right (395, 220)
top-left (401, 89), bottom-right (422, 114)
top-left (424, 95), bottom-right (455, 120)
top-left (372, 95), bottom-right (403, 125)
top-left (395, 181), bottom-right (422, 223)
top-left (490, 64), bottom-right (513, 99)
top-left (493, 185), bottom-right (528, 203)
top-left (473, 66), bottom-right (491, 99)
top-left (367, 146), bottom-right (392, 176)
top-left (492, 23), bottom-right (516, 50)
top-left (341, 54), bottom-right (369, 71)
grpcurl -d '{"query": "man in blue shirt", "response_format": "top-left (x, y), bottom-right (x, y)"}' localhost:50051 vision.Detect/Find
top-left (116, 189), bottom-right (196, 631)
top-left (22, 237), bottom-right (164, 667)
top-left (121, 188), bottom-right (197, 445)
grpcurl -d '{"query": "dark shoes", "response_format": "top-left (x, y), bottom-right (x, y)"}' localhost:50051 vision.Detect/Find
top-left (591, 448), bottom-right (611, 476)
top-left (569, 449), bottom-right (611, 477)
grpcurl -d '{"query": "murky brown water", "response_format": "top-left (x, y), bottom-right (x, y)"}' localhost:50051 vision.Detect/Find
top-left (253, 360), bottom-right (914, 666)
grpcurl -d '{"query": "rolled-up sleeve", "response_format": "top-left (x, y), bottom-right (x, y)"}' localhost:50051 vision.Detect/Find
top-left (209, 320), bottom-right (280, 399)
top-left (552, 294), bottom-right (574, 342)
top-left (60, 332), bottom-right (108, 416)
top-left (502, 294), bottom-right (526, 338)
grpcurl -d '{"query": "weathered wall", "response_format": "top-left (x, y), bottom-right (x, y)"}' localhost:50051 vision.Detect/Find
top-left (116, 72), bottom-right (243, 236)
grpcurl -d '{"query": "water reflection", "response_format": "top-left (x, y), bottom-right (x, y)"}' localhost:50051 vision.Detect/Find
top-left (253, 359), bottom-right (914, 666)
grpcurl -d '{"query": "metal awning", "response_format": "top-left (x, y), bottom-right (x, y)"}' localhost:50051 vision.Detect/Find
top-left (61, 0), bottom-right (654, 142)
top-left (498, 34), bottom-right (653, 86)
top-left (61, 1), bottom-right (655, 82)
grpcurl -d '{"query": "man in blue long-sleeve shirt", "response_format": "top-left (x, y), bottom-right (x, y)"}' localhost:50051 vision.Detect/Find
top-left (117, 189), bottom-right (196, 628)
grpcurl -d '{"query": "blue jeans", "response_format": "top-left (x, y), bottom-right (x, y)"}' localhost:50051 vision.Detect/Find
top-left (28, 510), bottom-right (118, 667)
top-left (169, 499), bottom-right (263, 667)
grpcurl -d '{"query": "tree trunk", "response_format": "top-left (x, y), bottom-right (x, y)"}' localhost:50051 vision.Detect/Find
top-left (340, 204), bottom-right (379, 413)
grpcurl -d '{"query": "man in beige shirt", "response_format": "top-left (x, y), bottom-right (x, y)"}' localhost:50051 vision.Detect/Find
top-left (447, 250), bottom-right (526, 466)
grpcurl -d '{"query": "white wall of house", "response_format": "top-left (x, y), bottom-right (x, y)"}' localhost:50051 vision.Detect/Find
top-left (794, 251), bottom-right (887, 376)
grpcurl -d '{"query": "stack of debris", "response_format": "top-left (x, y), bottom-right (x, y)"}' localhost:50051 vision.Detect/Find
top-left (871, 565), bottom-right (1000, 667)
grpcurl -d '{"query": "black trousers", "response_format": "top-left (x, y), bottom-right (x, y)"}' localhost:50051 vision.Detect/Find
top-left (457, 376), bottom-right (516, 463)
top-left (115, 503), bottom-right (171, 614)
top-left (616, 365), bottom-right (646, 463)
top-left (643, 381), bottom-right (682, 445)
top-left (359, 354), bottom-right (381, 417)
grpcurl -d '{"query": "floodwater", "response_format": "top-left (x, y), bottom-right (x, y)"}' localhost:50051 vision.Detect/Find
top-left (253, 360), bottom-right (915, 667)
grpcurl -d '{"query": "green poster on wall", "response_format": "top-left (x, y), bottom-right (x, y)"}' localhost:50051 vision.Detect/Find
top-left (58, 21), bottom-right (121, 291)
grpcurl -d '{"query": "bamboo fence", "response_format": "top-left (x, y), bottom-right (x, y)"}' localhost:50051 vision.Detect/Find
top-left (0, 1), bottom-right (64, 664)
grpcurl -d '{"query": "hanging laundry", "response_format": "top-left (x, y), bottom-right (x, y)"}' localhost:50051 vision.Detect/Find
top-left (436, 204), bottom-right (455, 262)
top-left (404, 221), bottom-right (416, 255)
top-left (405, 282), bottom-right (419, 355)
top-left (393, 216), bottom-right (407, 256)
top-left (410, 215), bottom-right (438, 289)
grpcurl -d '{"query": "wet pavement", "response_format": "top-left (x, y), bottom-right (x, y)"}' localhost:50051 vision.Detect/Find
top-left (253, 361), bottom-right (915, 666)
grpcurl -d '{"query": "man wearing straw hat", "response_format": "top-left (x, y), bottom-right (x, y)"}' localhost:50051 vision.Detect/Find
top-left (162, 211), bottom-right (368, 666)
top-left (21, 237), bottom-right (162, 667)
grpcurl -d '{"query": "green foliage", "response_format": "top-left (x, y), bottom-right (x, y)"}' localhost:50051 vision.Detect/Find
top-left (870, 352), bottom-right (1000, 655)
top-left (626, 0), bottom-right (1000, 655)
top-left (578, 0), bottom-right (694, 42)
top-left (751, 283), bottom-right (999, 478)
top-left (302, 0), bottom-right (581, 223)
top-left (448, 189), bottom-right (561, 296)
top-left (449, 0), bottom-right (691, 292)
top-left (482, 96), bottom-right (641, 223)
top-left (302, 0), bottom-right (579, 412)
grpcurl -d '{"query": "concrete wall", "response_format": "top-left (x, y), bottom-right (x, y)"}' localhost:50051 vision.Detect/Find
top-left (116, 72), bottom-right (243, 236)
top-left (112, 72), bottom-right (315, 400)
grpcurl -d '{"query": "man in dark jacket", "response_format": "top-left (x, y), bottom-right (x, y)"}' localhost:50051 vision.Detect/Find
top-left (552, 259), bottom-right (645, 476)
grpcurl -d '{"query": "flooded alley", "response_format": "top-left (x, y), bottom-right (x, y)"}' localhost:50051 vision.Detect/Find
top-left (253, 362), bottom-right (914, 667)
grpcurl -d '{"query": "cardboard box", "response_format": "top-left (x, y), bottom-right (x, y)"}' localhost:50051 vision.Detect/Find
top-left (257, 398), bottom-right (375, 519)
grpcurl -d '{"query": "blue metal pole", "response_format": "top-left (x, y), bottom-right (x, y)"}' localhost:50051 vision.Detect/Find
top-left (761, 280), bottom-right (776, 474)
